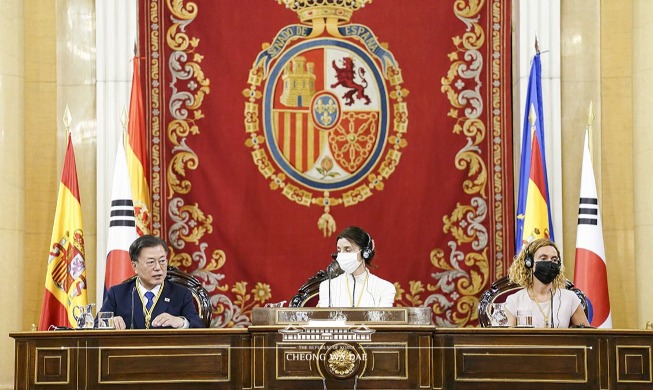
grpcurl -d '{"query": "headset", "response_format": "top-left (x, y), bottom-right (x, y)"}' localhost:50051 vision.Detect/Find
top-left (523, 242), bottom-right (534, 269)
top-left (523, 240), bottom-right (561, 269)
top-left (362, 232), bottom-right (374, 260)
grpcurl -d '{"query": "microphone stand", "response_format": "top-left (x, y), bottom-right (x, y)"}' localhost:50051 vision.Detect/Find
top-left (328, 255), bottom-right (338, 308)
top-left (328, 264), bottom-right (332, 308)
top-left (549, 288), bottom-right (554, 328)
top-left (131, 285), bottom-right (136, 329)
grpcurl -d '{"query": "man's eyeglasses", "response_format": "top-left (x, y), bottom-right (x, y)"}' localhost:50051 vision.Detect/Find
top-left (143, 259), bottom-right (167, 269)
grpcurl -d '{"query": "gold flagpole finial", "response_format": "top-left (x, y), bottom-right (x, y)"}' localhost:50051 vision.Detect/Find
top-left (63, 105), bottom-right (72, 133)
top-left (586, 101), bottom-right (595, 155)
top-left (120, 106), bottom-right (128, 131)
top-left (535, 35), bottom-right (540, 55)
top-left (528, 103), bottom-right (537, 127)
top-left (586, 100), bottom-right (595, 128)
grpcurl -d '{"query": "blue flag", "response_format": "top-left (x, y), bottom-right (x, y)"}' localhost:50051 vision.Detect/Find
top-left (515, 53), bottom-right (555, 251)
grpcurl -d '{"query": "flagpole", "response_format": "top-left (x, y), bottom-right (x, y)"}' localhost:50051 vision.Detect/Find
top-left (586, 101), bottom-right (594, 156)
top-left (63, 105), bottom-right (72, 136)
top-left (121, 106), bottom-right (128, 147)
top-left (574, 103), bottom-right (612, 328)
top-left (515, 37), bottom-right (555, 249)
top-left (39, 105), bottom-right (88, 330)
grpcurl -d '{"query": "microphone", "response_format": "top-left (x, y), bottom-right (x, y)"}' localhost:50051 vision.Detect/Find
top-left (549, 288), bottom-right (554, 328)
top-left (130, 285), bottom-right (136, 329)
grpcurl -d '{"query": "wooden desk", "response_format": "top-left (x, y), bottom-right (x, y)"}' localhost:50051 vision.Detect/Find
top-left (11, 328), bottom-right (250, 389)
top-left (436, 328), bottom-right (653, 390)
top-left (11, 327), bottom-right (653, 389)
top-left (249, 324), bottom-right (434, 389)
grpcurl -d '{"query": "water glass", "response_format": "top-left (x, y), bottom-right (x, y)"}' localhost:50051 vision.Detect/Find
top-left (516, 309), bottom-right (533, 327)
top-left (97, 311), bottom-right (115, 329)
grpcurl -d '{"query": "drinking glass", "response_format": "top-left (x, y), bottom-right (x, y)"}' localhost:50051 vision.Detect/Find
top-left (97, 311), bottom-right (115, 329)
top-left (516, 309), bottom-right (533, 327)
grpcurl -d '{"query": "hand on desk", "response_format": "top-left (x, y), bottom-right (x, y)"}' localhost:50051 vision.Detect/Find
top-left (152, 313), bottom-right (186, 328)
top-left (113, 316), bottom-right (127, 330)
top-left (110, 314), bottom-right (187, 329)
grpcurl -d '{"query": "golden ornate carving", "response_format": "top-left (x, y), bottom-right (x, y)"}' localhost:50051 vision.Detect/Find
top-left (326, 345), bottom-right (358, 377)
top-left (395, 0), bottom-right (509, 328)
top-left (149, 0), bottom-right (162, 234)
top-left (148, 0), bottom-right (272, 328)
top-left (275, 0), bottom-right (374, 28)
top-left (243, 9), bottom-right (409, 237)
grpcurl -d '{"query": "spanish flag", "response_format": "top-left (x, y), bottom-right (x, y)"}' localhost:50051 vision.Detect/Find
top-left (38, 132), bottom-right (88, 330)
top-left (126, 56), bottom-right (151, 236)
top-left (515, 53), bottom-right (555, 249)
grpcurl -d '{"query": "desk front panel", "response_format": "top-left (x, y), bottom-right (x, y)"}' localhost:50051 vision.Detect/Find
top-left (14, 335), bottom-right (86, 390)
top-left (437, 328), bottom-right (653, 390)
top-left (11, 329), bottom-right (249, 390)
top-left (12, 327), bottom-right (653, 389)
top-left (249, 326), bottom-right (433, 389)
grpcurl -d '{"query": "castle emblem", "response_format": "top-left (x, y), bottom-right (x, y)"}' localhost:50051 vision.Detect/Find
top-left (244, 0), bottom-right (409, 236)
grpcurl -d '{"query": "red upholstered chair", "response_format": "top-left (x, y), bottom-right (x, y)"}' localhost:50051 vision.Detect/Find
top-left (122, 265), bottom-right (212, 327)
top-left (477, 276), bottom-right (589, 327)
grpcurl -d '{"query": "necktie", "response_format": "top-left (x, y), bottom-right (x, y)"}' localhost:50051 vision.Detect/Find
top-left (145, 291), bottom-right (155, 311)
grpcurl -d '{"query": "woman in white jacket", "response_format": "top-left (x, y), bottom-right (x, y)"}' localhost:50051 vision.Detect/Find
top-left (317, 226), bottom-right (396, 308)
top-left (504, 238), bottom-right (590, 328)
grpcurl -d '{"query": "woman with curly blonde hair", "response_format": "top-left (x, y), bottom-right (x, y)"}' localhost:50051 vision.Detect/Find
top-left (505, 238), bottom-right (589, 328)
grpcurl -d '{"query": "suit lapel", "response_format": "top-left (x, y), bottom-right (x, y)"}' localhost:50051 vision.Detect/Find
top-left (132, 285), bottom-right (147, 329)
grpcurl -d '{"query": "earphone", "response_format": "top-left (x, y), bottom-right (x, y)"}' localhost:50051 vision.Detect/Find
top-left (361, 232), bottom-right (374, 260)
top-left (523, 242), bottom-right (534, 269)
top-left (523, 240), bottom-right (562, 269)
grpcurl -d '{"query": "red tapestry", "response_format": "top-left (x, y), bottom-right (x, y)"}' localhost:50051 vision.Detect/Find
top-left (140, 0), bottom-right (514, 327)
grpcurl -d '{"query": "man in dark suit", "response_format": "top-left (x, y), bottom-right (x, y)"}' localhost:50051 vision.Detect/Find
top-left (99, 235), bottom-right (204, 329)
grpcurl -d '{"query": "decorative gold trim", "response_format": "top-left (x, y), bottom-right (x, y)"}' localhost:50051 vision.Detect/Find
top-left (276, 342), bottom-right (324, 380)
top-left (615, 345), bottom-right (653, 383)
top-left (273, 307), bottom-right (410, 325)
top-left (34, 347), bottom-right (71, 385)
top-left (97, 344), bottom-right (231, 384)
top-left (253, 335), bottom-right (267, 388)
top-left (418, 334), bottom-right (432, 388)
top-left (243, 12), bottom-right (409, 238)
top-left (148, 0), bottom-right (274, 329)
top-left (357, 342), bottom-right (408, 380)
top-left (395, 0), bottom-right (510, 328)
top-left (453, 345), bottom-right (588, 383)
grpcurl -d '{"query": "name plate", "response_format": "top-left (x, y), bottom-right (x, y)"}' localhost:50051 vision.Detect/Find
top-left (252, 307), bottom-right (432, 326)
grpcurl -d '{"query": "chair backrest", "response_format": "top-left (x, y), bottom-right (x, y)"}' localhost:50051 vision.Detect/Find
top-left (289, 260), bottom-right (343, 307)
top-left (477, 276), bottom-right (588, 327)
top-left (122, 265), bottom-right (212, 327)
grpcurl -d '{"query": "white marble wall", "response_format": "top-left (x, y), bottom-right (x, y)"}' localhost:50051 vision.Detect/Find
top-left (55, 0), bottom-right (99, 306)
top-left (633, 0), bottom-right (653, 327)
top-left (0, 0), bottom-right (24, 387)
top-left (95, 0), bottom-right (138, 303)
top-left (513, 0), bottom-right (564, 247)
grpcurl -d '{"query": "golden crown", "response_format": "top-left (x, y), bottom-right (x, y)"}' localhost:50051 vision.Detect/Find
top-left (275, 0), bottom-right (373, 24)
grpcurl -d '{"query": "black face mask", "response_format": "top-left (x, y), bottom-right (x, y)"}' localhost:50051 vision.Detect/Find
top-left (533, 261), bottom-right (561, 284)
